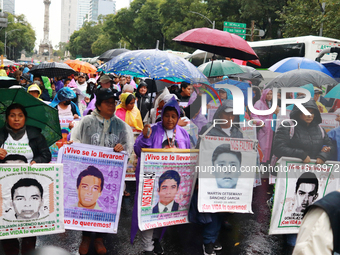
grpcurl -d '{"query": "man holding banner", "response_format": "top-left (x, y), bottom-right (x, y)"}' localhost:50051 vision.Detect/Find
top-left (71, 88), bottom-right (133, 255)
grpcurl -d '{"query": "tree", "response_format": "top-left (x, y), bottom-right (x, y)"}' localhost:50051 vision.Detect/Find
top-left (238, 0), bottom-right (288, 40)
top-left (0, 13), bottom-right (36, 60)
top-left (68, 21), bottom-right (102, 58)
top-left (54, 42), bottom-right (68, 60)
top-left (277, 0), bottom-right (340, 39)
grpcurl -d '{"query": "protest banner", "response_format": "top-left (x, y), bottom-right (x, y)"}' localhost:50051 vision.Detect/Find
top-left (269, 157), bottom-right (340, 235)
top-left (50, 117), bottom-right (80, 162)
top-left (138, 149), bottom-right (198, 231)
top-left (198, 136), bottom-right (258, 213)
top-left (320, 113), bottom-right (339, 133)
top-left (125, 131), bottom-right (140, 181)
top-left (240, 126), bottom-right (257, 140)
top-left (0, 164), bottom-right (64, 239)
top-left (57, 143), bottom-right (127, 233)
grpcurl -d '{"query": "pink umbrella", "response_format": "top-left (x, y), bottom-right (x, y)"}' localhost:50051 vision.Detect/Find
top-left (173, 27), bottom-right (258, 61)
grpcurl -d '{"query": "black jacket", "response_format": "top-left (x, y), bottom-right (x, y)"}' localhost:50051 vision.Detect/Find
top-left (0, 125), bottom-right (51, 163)
top-left (136, 88), bottom-right (151, 120)
top-left (273, 99), bottom-right (334, 162)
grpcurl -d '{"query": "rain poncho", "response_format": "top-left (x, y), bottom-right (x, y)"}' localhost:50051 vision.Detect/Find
top-left (49, 87), bottom-right (81, 116)
top-left (187, 91), bottom-right (208, 132)
top-left (251, 89), bottom-right (275, 163)
top-left (116, 93), bottom-right (143, 131)
top-left (0, 69), bottom-right (7, 76)
top-left (131, 97), bottom-right (191, 243)
top-left (27, 84), bottom-right (42, 101)
top-left (71, 109), bottom-right (134, 154)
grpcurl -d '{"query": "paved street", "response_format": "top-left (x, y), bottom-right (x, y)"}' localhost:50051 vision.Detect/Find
top-left (0, 179), bottom-right (290, 255)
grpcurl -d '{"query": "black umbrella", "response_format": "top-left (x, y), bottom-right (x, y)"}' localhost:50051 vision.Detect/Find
top-left (265, 69), bottom-right (338, 88)
top-left (0, 76), bottom-right (20, 88)
top-left (229, 65), bottom-right (264, 86)
top-left (29, 62), bottom-right (76, 78)
top-left (98, 48), bottom-right (130, 62)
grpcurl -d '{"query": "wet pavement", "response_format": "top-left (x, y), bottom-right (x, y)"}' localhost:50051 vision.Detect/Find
top-left (0, 179), bottom-right (290, 255)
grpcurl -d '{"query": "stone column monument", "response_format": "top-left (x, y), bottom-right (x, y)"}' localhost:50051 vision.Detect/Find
top-left (39, 0), bottom-right (52, 58)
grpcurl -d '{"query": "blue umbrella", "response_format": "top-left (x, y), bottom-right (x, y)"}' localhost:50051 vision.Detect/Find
top-left (99, 49), bottom-right (208, 84)
top-left (211, 78), bottom-right (250, 106)
top-left (322, 60), bottom-right (340, 78)
top-left (324, 83), bottom-right (340, 99)
top-left (269, 57), bottom-right (334, 77)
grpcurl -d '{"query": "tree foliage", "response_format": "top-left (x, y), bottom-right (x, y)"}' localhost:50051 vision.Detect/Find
top-left (277, 0), bottom-right (340, 39)
top-left (68, 0), bottom-right (340, 58)
top-left (68, 21), bottom-right (102, 58)
top-left (0, 13), bottom-right (36, 60)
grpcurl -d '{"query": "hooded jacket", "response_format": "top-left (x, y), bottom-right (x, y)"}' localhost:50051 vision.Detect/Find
top-left (197, 100), bottom-right (243, 148)
top-left (49, 87), bottom-right (81, 116)
top-left (131, 97), bottom-right (190, 243)
top-left (0, 125), bottom-right (51, 163)
top-left (136, 83), bottom-right (151, 120)
top-left (273, 99), bottom-right (334, 162)
top-left (251, 89), bottom-right (275, 162)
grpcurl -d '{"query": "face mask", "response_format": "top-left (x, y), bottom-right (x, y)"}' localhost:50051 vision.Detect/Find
top-left (64, 101), bottom-right (71, 105)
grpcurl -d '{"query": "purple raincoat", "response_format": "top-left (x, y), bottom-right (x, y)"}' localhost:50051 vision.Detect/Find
top-left (130, 97), bottom-right (191, 243)
top-left (55, 80), bottom-right (64, 92)
top-left (251, 89), bottom-right (274, 163)
top-left (187, 91), bottom-right (208, 132)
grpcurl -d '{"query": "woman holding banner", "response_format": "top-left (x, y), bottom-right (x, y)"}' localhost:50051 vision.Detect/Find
top-left (131, 96), bottom-right (190, 255)
top-left (71, 88), bottom-right (133, 255)
top-left (273, 98), bottom-right (334, 254)
top-left (0, 103), bottom-right (51, 255)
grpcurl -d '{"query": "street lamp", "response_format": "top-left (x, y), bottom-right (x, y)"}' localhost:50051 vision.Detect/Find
top-left (189, 11), bottom-right (215, 29)
top-left (4, 28), bottom-right (22, 58)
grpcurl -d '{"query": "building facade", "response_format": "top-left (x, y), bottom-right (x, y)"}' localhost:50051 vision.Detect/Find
top-left (76, 0), bottom-right (91, 30)
top-left (3, 0), bottom-right (15, 14)
top-left (89, 0), bottom-right (116, 23)
top-left (60, 0), bottom-right (78, 43)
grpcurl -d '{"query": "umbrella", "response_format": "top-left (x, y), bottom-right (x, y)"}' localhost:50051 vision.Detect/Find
top-left (29, 62), bottom-right (76, 78)
top-left (173, 27), bottom-right (258, 60)
top-left (269, 57), bottom-right (334, 77)
top-left (211, 78), bottom-right (251, 106)
top-left (98, 48), bottom-right (130, 62)
top-left (186, 49), bottom-right (226, 67)
top-left (0, 88), bottom-right (61, 147)
top-left (99, 49), bottom-right (208, 84)
top-left (0, 76), bottom-right (19, 88)
top-left (229, 65), bottom-right (264, 86)
top-left (198, 60), bottom-right (244, 77)
top-left (324, 83), bottom-right (340, 99)
top-left (265, 69), bottom-right (338, 88)
top-left (322, 60), bottom-right (340, 79)
top-left (2, 59), bottom-right (16, 66)
top-left (64, 60), bottom-right (97, 74)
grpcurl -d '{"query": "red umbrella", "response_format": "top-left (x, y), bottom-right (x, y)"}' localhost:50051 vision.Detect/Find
top-left (173, 27), bottom-right (258, 61)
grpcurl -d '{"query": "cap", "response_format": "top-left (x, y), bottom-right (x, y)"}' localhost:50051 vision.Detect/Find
top-left (87, 78), bottom-right (97, 84)
top-left (218, 88), bottom-right (227, 93)
top-left (99, 75), bottom-right (111, 84)
top-left (314, 87), bottom-right (322, 94)
top-left (224, 107), bottom-right (233, 113)
top-left (28, 84), bottom-right (41, 93)
top-left (20, 73), bottom-right (31, 81)
top-left (95, 88), bottom-right (118, 101)
top-left (78, 72), bottom-right (86, 78)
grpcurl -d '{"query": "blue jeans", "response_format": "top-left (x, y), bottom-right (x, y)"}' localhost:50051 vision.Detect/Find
top-left (287, 234), bottom-right (297, 246)
top-left (202, 213), bottom-right (222, 244)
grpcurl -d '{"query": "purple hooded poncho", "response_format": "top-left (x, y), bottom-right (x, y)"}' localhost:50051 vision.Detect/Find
top-left (130, 96), bottom-right (191, 243)
top-left (250, 88), bottom-right (275, 163)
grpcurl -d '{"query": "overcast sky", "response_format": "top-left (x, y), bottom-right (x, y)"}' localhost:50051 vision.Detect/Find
top-left (15, 0), bottom-right (130, 50)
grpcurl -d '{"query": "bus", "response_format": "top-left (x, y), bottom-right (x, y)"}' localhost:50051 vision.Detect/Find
top-left (248, 35), bottom-right (340, 68)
